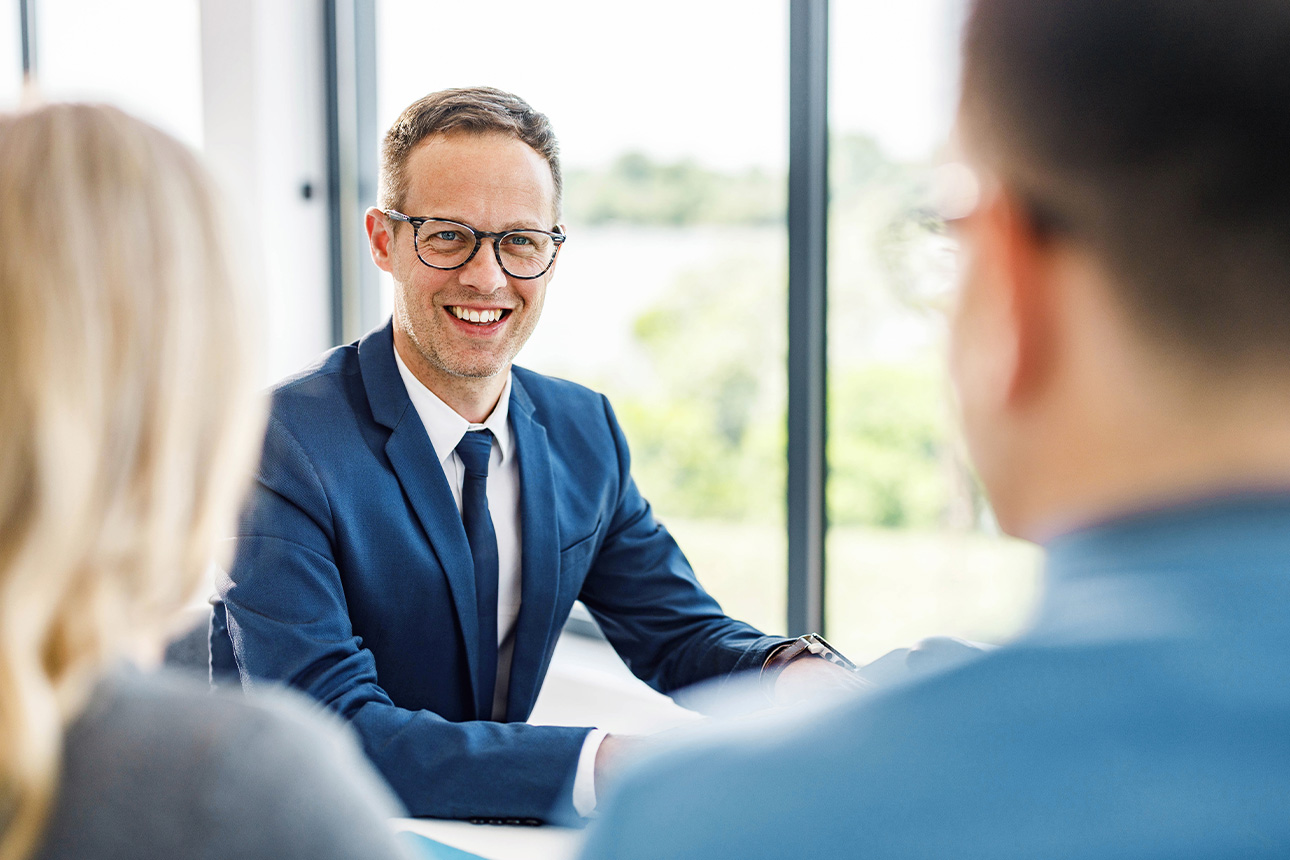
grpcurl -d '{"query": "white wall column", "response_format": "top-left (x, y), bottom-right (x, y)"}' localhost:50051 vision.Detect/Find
top-left (200, 0), bottom-right (333, 383)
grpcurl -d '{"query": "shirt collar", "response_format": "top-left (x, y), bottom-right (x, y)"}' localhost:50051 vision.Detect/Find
top-left (393, 342), bottom-right (513, 466)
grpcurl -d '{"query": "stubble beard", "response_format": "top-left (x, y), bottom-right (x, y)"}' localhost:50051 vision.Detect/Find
top-left (399, 293), bottom-right (543, 382)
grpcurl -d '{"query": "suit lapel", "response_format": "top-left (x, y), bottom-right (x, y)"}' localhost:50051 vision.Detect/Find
top-left (505, 374), bottom-right (562, 721)
top-left (359, 321), bottom-right (481, 707)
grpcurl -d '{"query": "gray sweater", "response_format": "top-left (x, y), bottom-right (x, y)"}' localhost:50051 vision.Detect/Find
top-left (25, 666), bottom-right (413, 860)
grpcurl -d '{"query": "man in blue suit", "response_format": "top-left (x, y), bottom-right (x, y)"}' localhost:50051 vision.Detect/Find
top-left (581, 0), bottom-right (1290, 857)
top-left (217, 87), bottom-right (858, 823)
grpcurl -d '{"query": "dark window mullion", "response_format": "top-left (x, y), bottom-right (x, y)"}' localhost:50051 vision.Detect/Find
top-left (786, 0), bottom-right (829, 637)
top-left (20, 0), bottom-right (37, 79)
top-left (325, 0), bottom-right (379, 346)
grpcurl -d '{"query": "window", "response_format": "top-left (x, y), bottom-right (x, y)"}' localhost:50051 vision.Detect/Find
top-left (35, 0), bottom-right (203, 148)
top-left (825, 0), bottom-right (1041, 661)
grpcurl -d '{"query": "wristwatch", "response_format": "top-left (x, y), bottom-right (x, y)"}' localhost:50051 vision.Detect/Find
top-left (760, 633), bottom-right (859, 697)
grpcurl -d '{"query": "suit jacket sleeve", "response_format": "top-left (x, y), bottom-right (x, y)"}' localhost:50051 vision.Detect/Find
top-left (223, 414), bottom-right (591, 822)
top-left (576, 396), bottom-right (788, 699)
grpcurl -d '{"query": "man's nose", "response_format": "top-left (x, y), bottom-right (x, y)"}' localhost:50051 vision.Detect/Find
top-left (458, 238), bottom-right (508, 292)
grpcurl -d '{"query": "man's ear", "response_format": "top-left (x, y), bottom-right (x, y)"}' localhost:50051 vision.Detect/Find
top-left (366, 207), bottom-right (394, 273)
top-left (990, 189), bottom-right (1059, 407)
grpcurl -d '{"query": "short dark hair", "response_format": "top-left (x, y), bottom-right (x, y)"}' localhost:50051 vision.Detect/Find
top-left (961, 0), bottom-right (1290, 364)
top-left (378, 86), bottom-right (562, 219)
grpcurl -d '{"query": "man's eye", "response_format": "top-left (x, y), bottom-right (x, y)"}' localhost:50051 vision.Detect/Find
top-left (434, 231), bottom-right (461, 242)
top-left (506, 234), bottom-right (533, 246)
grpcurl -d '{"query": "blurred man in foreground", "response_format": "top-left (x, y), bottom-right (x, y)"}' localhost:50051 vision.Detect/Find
top-left (580, 0), bottom-right (1290, 856)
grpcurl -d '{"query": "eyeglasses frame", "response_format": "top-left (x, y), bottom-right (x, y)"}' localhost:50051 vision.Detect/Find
top-left (928, 163), bottom-right (1070, 239)
top-left (382, 209), bottom-right (566, 280)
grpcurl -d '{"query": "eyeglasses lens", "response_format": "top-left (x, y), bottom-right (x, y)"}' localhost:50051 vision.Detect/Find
top-left (415, 220), bottom-right (557, 278)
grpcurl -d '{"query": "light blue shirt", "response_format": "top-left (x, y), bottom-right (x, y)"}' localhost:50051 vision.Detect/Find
top-left (581, 492), bottom-right (1290, 859)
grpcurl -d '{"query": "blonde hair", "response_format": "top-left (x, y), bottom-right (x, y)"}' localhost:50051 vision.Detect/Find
top-left (0, 104), bottom-right (264, 860)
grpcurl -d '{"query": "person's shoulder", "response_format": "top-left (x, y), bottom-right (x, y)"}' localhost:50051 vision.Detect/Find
top-left (581, 694), bottom-right (858, 860)
top-left (511, 366), bottom-right (633, 468)
top-left (512, 365), bottom-right (606, 412)
top-left (109, 666), bottom-right (342, 751)
top-left (581, 651), bottom-right (1027, 859)
top-left (270, 340), bottom-right (364, 406)
top-left (69, 666), bottom-right (396, 801)
top-left (585, 634), bottom-right (1290, 860)
top-left (68, 662), bottom-right (284, 739)
top-left (261, 339), bottom-right (383, 456)
top-left (585, 644), bottom-right (1088, 860)
top-left (50, 666), bottom-right (409, 860)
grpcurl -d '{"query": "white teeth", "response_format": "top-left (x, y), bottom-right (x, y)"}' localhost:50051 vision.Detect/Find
top-left (451, 307), bottom-right (504, 324)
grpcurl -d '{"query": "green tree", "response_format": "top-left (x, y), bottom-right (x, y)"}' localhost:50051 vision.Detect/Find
top-left (571, 134), bottom-right (986, 531)
top-left (618, 252), bottom-right (786, 522)
top-left (564, 153), bottom-right (783, 226)
top-left (827, 364), bottom-right (951, 528)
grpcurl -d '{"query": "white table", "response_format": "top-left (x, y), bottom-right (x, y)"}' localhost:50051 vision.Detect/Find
top-left (391, 817), bottom-right (583, 860)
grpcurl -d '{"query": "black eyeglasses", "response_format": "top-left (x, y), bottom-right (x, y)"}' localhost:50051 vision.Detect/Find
top-left (383, 210), bottom-right (566, 280)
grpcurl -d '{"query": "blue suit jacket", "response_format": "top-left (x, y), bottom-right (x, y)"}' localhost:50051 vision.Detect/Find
top-left (582, 494), bottom-right (1290, 859)
top-left (218, 319), bottom-right (782, 821)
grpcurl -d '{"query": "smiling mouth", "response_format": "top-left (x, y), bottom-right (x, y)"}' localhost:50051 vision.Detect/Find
top-left (447, 306), bottom-right (511, 325)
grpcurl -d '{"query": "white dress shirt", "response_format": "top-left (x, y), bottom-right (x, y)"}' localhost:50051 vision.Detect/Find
top-left (393, 345), bottom-right (605, 816)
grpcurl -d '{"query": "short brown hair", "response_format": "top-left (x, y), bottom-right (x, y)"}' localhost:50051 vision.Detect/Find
top-left (378, 86), bottom-right (562, 219)
top-left (962, 0), bottom-right (1290, 367)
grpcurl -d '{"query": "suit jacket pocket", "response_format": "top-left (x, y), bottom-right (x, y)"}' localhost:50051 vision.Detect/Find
top-left (559, 519), bottom-right (602, 577)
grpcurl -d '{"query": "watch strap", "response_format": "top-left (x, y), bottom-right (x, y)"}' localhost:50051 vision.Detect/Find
top-left (760, 633), bottom-right (858, 697)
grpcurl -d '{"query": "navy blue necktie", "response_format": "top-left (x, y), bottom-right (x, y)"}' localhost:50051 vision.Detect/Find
top-left (455, 429), bottom-right (499, 721)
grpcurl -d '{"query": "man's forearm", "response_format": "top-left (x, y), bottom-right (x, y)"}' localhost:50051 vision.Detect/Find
top-left (350, 700), bottom-right (594, 821)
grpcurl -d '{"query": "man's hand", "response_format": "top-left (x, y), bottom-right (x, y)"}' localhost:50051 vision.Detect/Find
top-left (772, 655), bottom-right (872, 705)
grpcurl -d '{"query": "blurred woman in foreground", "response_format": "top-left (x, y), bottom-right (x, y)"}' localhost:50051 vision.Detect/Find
top-left (0, 103), bottom-right (408, 860)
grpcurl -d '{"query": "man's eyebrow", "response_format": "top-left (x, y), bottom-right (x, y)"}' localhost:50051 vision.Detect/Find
top-left (496, 220), bottom-right (554, 232)
top-left (421, 215), bottom-right (552, 232)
